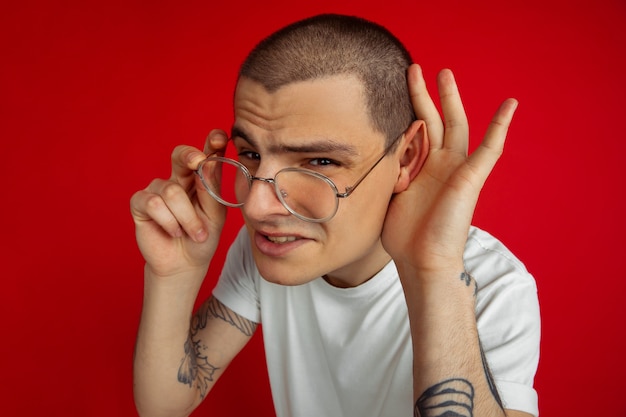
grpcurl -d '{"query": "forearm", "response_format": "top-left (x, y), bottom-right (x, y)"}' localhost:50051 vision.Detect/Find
top-left (398, 265), bottom-right (505, 417)
top-left (133, 266), bottom-right (207, 417)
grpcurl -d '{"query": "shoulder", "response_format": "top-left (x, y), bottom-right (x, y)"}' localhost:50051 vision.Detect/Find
top-left (464, 226), bottom-right (534, 289)
top-left (213, 226), bottom-right (262, 323)
top-left (464, 226), bottom-right (539, 338)
top-left (465, 226), bottom-right (540, 356)
top-left (225, 226), bottom-right (257, 274)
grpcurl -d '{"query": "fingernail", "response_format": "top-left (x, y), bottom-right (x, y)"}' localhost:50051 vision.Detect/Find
top-left (173, 227), bottom-right (184, 238)
top-left (211, 136), bottom-right (227, 147)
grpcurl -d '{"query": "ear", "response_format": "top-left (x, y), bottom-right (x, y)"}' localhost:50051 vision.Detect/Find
top-left (393, 120), bottom-right (429, 193)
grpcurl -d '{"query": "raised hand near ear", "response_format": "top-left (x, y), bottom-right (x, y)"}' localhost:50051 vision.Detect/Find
top-left (382, 64), bottom-right (518, 279)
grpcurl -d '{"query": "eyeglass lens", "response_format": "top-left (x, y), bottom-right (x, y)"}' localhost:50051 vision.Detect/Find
top-left (198, 158), bottom-right (339, 221)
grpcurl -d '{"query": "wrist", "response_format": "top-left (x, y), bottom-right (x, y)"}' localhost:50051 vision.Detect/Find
top-left (396, 262), bottom-right (477, 306)
top-left (144, 261), bottom-right (208, 282)
top-left (143, 264), bottom-right (208, 300)
top-left (395, 258), bottom-right (465, 284)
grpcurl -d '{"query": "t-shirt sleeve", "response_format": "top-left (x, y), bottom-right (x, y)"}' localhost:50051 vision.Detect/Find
top-left (465, 227), bottom-right (541, 417)
top-left (212, 227), bottom-right (262, 324)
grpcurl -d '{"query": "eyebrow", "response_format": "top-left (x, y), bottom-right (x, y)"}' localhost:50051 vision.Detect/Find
top-left (231, 126), bottom-right (360, 158)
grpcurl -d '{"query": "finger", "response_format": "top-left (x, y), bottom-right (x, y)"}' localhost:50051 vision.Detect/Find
top-left (437, 69), bottom-right (469, 155)
top-left (408, 64), bottom-right (444, 148)
top-left (196, 130), bottom-right (231, 223)
top-left (170, 145), bottom-right (208, 187)
top-left (131, 188), bottom-right (184, 239)
top-left (467, 98), bottom-right (518, 182)
top-left (204, 129), bottom-right (229, 156)
top-left (170, 131), bottom-right (229, 187)
top-left (162, 145), bottom-right (218, 240)
top-left (145, 179), bottom-right (209, 242)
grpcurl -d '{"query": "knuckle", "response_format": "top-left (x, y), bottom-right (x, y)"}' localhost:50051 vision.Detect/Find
top-left (129, 189), bottom-right (143, 206)
top-left (171, 145), bottom-right (188, 159)
top-left (171, 145), bottom-right (194, 166)
top-left (160, 181), bottom-right (185, 200)
top-left (130, 190), bottom-right (149, 217)
top-left (144, 193), bottom-right (166, 212)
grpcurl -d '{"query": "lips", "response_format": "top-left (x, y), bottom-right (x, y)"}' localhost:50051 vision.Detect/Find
top-left (253, 230), bottom-right (309, 257)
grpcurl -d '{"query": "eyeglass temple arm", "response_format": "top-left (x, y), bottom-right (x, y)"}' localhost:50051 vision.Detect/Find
top-left (336, 136), bottom-right (401, 199)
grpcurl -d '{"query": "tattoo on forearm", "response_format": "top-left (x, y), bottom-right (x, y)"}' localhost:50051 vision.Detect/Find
top-left (177, 296), bottom-right (257, 398)
top-left (480, 343), bottom-right (504, 409)
top-left (177, 335), bottom-right (219, 399)
top-left (460, 271), bottom-right (472, 286)
top-left (414, 274), bottom-right (501, 416)
top-left (459, 271), bottom-right (478, 297)
top-left (414, 378), bottom-right (475, 417)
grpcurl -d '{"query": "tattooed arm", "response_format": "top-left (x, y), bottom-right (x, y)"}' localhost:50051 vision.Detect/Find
top-left (393, 262), bottom-right (535, 417)
top-left (131, 131), bottom-right (257, 416)
top-left (401, 270), bottom-right (532, 417)
top-left (177, 296), bottom-right (257, 400)
top-left (134, 272), bottom-right (256, 417)
top-left (382, 65), bottom-right (534, 416)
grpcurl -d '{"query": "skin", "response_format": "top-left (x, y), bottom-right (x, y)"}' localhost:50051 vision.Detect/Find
top-left (231, 75), bottom-right (416, 288)
top-left (131, 64), bottom-right (532, 417)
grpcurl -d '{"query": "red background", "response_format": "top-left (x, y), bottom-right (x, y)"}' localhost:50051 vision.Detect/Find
top-left (2, 0), bottom-right (625, 415)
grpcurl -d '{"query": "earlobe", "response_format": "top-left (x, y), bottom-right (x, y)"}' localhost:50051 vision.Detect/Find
top-left (393, 120), bottom-right (429, 193)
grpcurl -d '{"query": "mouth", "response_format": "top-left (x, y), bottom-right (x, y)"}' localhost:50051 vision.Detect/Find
top-left (253, 230), bottom-right (310, 257)
top-left (266, 235), bottom-right (298, 244)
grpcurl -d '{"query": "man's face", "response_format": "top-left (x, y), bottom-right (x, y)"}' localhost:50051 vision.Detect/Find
top-left (232, 75), bottom-right (401, 288)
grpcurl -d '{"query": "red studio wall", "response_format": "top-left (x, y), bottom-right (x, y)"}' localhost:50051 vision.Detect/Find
top-left (2, 0), bottom-right (625, 415)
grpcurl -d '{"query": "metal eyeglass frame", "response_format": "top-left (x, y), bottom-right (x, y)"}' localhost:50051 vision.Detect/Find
top-left (195, 136), bottom-right (401, 223)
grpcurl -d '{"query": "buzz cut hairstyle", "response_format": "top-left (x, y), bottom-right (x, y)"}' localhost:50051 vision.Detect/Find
top-left (239, 14), bottom-right (416, 148)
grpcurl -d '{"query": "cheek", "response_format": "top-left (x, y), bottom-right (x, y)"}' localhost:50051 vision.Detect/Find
top-left (328, 190), bottom-right (391, 243)
top-left (350, 174), bottom-right (396, 223)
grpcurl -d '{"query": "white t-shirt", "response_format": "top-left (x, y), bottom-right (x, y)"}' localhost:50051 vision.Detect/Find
top-left (213, 226), bottom-right (540, 417)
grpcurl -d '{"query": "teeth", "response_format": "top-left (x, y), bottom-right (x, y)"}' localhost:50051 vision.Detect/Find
top-left (267, 236), bottom-right (297, 244)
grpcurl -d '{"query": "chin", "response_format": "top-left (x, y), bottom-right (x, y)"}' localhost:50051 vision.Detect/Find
top-left (254, 259), bottom-right (321, 287)
top-left (261, 275), bottom-right (312, 287)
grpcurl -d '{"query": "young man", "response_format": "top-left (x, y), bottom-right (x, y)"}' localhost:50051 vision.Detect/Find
top-left (131, 14), bottom-right (540, 417)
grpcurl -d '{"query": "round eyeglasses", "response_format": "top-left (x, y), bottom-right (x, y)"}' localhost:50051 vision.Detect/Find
top-left (195, 140), bottom-right (398, 223)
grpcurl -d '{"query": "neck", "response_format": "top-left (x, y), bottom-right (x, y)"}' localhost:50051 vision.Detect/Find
top-left (323, 244), bottom-right (392, 288)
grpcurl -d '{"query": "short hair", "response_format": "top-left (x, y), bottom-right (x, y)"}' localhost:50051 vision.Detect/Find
top-left (239, 14), bottom-right (416, 148)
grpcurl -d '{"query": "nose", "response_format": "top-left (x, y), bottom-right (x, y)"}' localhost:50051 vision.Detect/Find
top-left (242, 175), bottom-right (291, 221)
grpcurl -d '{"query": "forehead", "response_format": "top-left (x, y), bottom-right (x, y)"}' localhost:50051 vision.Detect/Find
top-left (233, 75), bottom-right (382, 149)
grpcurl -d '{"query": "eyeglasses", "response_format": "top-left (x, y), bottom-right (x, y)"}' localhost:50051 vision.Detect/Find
top-left (195, 138), bottom-right (399, 223)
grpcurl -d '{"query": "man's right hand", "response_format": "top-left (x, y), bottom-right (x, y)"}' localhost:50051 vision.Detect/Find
top-left (130, 129), bottom-right (229, 280)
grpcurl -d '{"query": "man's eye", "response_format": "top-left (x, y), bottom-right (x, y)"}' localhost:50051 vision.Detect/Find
top-left (238, 151), bottom-right (261, 161)
top-left (309, 158), bottom-right (338, 167)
